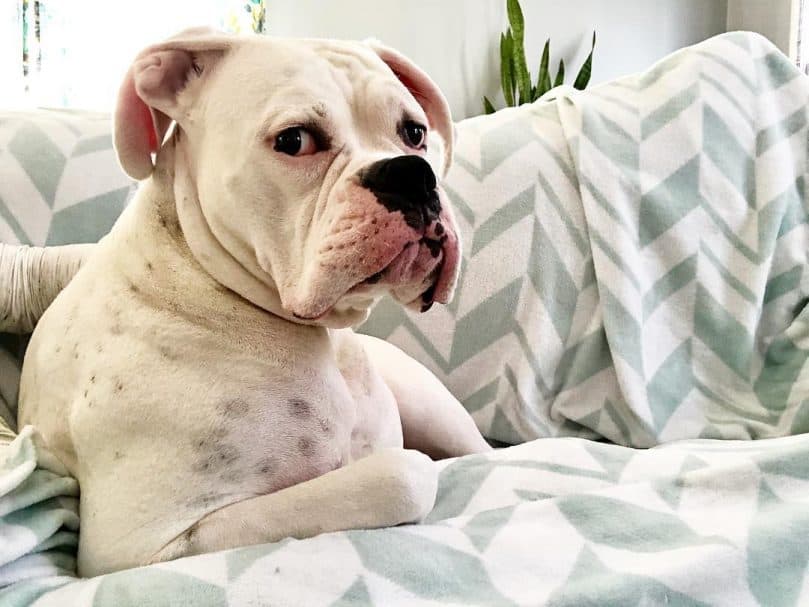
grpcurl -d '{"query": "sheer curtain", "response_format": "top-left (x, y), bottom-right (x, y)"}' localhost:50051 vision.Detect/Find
top-left (1, 0), bottom-right (266, 111)
top-left (796, 0), bottom-right (809, 73)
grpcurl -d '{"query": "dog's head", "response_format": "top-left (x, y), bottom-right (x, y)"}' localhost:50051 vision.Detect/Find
top-left (114, 28), bottom-right (459, 327)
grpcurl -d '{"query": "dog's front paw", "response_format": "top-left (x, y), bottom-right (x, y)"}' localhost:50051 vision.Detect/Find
top-left (362, 448), bottom-right (438, 525)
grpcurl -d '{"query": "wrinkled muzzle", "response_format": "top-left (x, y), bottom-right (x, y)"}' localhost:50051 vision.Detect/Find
top-left (284, 155), bottom-right (460, 322)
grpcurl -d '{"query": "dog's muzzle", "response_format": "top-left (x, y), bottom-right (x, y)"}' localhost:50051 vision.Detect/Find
top-left (285, 155), bottom-right (460, 323)
top-left (359, 155), bottom-right (441, 232)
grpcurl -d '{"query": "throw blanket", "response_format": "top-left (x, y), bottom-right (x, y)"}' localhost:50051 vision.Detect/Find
top-left (553, 31), bottom-right (809, 445)
top-left (0, 427), bottom-right (78, 599)
top-left (363, 30), bottom-right (809, 447)
top-left (2, 32), bottom-right (809, 606)
top-left (3, 426), bottom-right (809, 606)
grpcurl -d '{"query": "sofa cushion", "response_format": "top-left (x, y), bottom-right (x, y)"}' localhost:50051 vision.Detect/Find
top-left (0, 109), bottom-right (135, 246)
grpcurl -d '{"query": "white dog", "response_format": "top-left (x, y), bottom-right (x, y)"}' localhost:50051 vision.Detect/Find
top-left (16, 28), bottom-right (491, 577)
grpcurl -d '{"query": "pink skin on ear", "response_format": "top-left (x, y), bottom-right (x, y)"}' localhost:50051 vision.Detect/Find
top-left (114, 51), bottom-right (196, 181)
top-left (113, 28), bottom-right (228, 181)
top-left (114, 67), bottom-right (162, 180)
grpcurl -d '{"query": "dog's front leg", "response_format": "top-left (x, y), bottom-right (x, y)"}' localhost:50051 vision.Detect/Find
top-left (356, 334), bottom-right (493, 459)
top-left (148, 448), bottom-right (437, 564)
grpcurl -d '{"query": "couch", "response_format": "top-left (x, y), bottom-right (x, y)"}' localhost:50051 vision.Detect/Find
top-left (2, 32), bottom-right (809, 606)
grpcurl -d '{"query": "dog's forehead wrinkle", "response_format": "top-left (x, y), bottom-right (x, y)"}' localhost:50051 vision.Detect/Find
top-left (317, 44), bottom-right (381, 73)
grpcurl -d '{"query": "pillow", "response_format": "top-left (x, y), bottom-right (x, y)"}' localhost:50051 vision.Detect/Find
top-left (0, 109), bottom-right (135, 246)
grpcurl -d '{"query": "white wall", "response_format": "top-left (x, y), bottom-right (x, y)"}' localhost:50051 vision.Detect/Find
top-left (268, 0), bottom-right (729, 119)
top-left (727, 0), bottom-right (797, 56)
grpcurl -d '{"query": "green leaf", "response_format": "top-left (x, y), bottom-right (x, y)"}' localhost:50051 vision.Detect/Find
top-left (507, 30), bottom-right (518, 104)
top-left (507, 0), bottom-right (532, 104)
top-left (483, 96), bottom-right (497, 114)
top-left (505, 0), bottom-right (524, 43)
top-left (536, 38), bottom-right (552, 99)
top-left (500, 31), bottom-right (515, 107)
top-left (553, 58), bottom-right (565, 87)
top-left (573, 31), bottom-right (596, 90)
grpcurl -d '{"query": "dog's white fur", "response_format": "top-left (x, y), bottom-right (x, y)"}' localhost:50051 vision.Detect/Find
top-left (17, 30), bottom-right (490, 577)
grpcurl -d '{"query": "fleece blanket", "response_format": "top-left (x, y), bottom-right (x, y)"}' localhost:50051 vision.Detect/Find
top-left (361, 30), bottom-right (809, 448)
top-left (3, 425), bottom-right (809, 606)
top-left (2, 31), bottom-right (809, 606)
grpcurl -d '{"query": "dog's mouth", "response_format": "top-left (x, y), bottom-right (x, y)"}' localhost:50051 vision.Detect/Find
top-left (293, 232), bottom-right (453, 322)
top-left (288, 202), bottom-right (460, 323)
top-left (348, 235), bottom-right (447, 311)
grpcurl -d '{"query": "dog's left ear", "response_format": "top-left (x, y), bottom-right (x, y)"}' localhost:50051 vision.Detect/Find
top-left (365, 41), bottom-right (454, 177)
top-left (114, 27), bottom-right (233, 180)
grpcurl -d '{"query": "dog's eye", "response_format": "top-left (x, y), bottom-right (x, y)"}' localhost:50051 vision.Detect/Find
top-left (402, 121), bottom-right (427, 149)
top-left (274, 127), bottom-right (318, 156)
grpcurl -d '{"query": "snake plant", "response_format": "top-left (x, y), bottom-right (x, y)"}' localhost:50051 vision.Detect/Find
top-left (484, 0), bottom-right (595, 114)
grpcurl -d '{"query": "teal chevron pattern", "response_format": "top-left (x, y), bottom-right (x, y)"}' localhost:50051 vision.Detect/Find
top-left (4, 32), bottom-right (809, 605)
top-left (0, 109), bottom-right (135, 247)
top-left (5, 426), bottom-right (809, 606)
top-left (362, 32), bottom-right (809, 447)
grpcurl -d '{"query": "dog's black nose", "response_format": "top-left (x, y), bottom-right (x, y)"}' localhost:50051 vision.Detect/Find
top-left (359, 155), bottom-right (441, 230)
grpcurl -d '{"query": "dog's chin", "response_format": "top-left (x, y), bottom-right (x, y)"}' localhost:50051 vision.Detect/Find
top-left (347, 240), bottom-right (446, 310)
top-left (295, 253), bottom-right (442, 324)
top-left (290, 226), bottom-right (459, 324)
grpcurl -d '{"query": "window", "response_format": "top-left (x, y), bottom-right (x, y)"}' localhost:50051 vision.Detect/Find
top-left (1, 1), bottom-right (266, 110)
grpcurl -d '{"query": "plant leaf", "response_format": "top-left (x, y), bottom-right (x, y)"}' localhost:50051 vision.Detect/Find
top-left (500, 31), bottom-right (515, 107)
top-left (483, 96), bottom-right (497, 114)
top-left (507, 0), bottom-right (531, 104)
top-left (536, 38), bottom-right (551, 99)
top-left (573, 31), bottom-right (596, 90)
top-left (506, 29), bottom-right (518, 104)
top-left (553, 58), bottom-right (565, 87)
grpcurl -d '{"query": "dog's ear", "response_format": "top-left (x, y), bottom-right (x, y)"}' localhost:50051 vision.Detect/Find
top-left (365, 40), bottom-right (454, 177)
top-left (114, 27), bottom-right (233, 180)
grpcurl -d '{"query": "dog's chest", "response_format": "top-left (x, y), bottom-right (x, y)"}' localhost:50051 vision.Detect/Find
top-left (60, 327), bottom-right (402, 512)
top-left (182, 337), bottom-right (402, 497)
top-left (25, 251), bottom-right (403, 516)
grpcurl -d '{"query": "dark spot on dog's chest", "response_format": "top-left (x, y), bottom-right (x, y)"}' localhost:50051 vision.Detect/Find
top-left (256, 455), bottom-right (277, 476)
top-left (192, 425), bottom-right (241, 475)
top-left (297, 436), bottom-right (316, 456)
top-left (288, 398), bottom-right (312, 418)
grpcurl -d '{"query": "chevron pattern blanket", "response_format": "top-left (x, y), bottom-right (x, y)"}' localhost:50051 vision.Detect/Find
top-left (363, 31), bottom-right (809, 448)
top-left (3, 31), bottom-right (809, 607)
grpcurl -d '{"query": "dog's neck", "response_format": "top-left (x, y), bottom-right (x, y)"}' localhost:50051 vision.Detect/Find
top-left (135, 134), bottom-right (374, 330)
top-left (113, 140), bottom-right (333, 348)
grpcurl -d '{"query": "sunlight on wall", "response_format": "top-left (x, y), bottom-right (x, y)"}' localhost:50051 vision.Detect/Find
top-left (1, 0), bottom-right (260, 110)
top-left (0, 4), bottom-right (25, 107)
